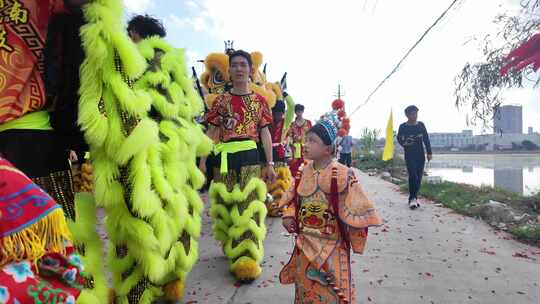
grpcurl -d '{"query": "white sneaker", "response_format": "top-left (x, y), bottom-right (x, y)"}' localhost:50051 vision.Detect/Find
top-left (408, 199), bottom-right (420, 210)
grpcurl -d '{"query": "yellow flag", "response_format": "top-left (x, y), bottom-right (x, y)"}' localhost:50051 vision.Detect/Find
top-left (382, 110), bottom-right (394, 161)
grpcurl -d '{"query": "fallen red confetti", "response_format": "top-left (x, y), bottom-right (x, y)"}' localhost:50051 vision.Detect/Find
top-left (513, 252), bottom-right (537, 261)
top-left (185, 301), bottom-right (198, 304)
top-left (363, 269), bottom-right (370, 273)
top-left (425, 272), bottom-right (433, 277)
top-left (480, 249), bottom-right (496, 255)
top-left (368, 296), bottom-right (373, 302)
top-left (234, 282), bottom-right (242, 288)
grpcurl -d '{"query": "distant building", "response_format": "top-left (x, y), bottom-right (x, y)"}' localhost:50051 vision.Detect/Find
top-left (430, 130), bottom-right (474, 148)
top-left (493, 105), bottom-right (523, 134)
top-left (528, 127), bottom-right (534, 135)
top-left (473, 133), bottom-right (540, 151)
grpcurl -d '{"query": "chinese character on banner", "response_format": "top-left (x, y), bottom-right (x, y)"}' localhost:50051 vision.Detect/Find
top-left (0, 28), bottom-right (13, 52)
top-left (9, 0), bottom-right (29, 25)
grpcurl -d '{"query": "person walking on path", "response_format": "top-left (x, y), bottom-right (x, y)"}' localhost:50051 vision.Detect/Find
top-left (397, 105), bottom-right (432, 210)
top-left (338, 134), bottom-right (353, 167)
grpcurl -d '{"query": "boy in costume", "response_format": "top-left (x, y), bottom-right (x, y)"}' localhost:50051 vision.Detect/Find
top-left (279, 113), bottom-right (382, 303)
top-left (201, 50), bottom-right (276, 282)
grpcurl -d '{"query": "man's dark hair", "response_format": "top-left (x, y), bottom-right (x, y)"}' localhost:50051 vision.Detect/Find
top-left (127, 15), bottom-right (166, 39)
top-left (228, 50), bottom-right (252, 67)
top-left (295, 104), bottom-right (305, 113)
top-left (405, 105), bottom-right (419, 115)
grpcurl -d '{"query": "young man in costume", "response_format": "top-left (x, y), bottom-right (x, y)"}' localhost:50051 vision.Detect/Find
top-left (288, 104), bottom-right (312, 178)
top-left (0, 0), bottom-right (79, 221)
top-left (266, 86), bottom-right (296, 217)
top-left (279, 113), bottom-right (382, 304)
top-left (75, 7), bottom-right (212, 302)
top-left (201, 49), bottom-right (276, 282)
top-left (397, 105), bottom-right (432, 210)
top-left (0, 156), bottom-right (98, 303)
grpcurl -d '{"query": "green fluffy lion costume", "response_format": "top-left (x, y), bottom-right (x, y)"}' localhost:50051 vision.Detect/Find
top-left (69, 1), bottom-right (212, 302)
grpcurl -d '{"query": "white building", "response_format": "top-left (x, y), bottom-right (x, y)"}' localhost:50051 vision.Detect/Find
top-left (429, 130), bottom-right (474, 148)
top-left (473, 133), bottom-right (540, 150)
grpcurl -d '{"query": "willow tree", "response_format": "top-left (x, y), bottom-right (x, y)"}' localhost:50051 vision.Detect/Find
top-left (454, 1), bottom-right (540, 127)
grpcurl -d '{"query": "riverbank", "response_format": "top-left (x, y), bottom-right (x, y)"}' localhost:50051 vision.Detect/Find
top-left (407, 182), bottom-right (540, 245)
top-left (354, 154), bottom-right (540, 245)
top-left (432, 151), bottom-right (540, 155)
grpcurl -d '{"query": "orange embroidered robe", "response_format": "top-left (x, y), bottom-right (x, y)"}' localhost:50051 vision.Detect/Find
top-left (279, 161), bottom-right (382, 303)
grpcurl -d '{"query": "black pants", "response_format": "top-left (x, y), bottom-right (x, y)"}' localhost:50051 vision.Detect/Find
top-left (339, 153), bottom-right (352, 167)
top-left (405, 156), bottom-right (425, 201)
top-left (0, 129), bottom-right (70, 177)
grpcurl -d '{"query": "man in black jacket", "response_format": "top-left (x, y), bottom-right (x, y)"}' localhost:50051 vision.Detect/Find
top-left (397, 105), bottom-right (432, 209)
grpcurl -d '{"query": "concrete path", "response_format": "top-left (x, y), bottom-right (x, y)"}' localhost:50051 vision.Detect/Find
top-left (184, 171), bottom-right (540, 304)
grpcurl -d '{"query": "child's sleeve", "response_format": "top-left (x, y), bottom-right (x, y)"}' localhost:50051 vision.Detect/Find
top-left (339, 170), bottom-right (383, 254)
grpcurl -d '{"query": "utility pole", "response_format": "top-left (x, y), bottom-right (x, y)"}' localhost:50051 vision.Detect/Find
top-left (334, 83), bottom-right (345, 100)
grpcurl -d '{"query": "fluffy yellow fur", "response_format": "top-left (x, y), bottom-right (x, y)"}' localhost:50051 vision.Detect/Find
top-left (251, 83), bottom-right (277, 108)
top-left (231, 256), bottom-right (262, 281)
top-left (203, 52), bottom-right (230, 86)
top-left (266, 166), bottom-right (292, 217)
top-left (250, 51), bottom-right (264, 72)
top-left (163, 280), bottom-right (185, 301)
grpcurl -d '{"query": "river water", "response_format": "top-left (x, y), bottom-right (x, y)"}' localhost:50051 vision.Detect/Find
top-left (426, 154), bottom-right (540, 196)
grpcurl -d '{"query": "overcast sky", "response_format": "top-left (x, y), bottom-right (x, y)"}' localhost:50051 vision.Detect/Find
top-left (122, 0), bottom-right (539, 137)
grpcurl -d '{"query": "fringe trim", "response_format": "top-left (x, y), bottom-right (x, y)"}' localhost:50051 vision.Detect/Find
top-left (0, 207), bottom-right (71, 266)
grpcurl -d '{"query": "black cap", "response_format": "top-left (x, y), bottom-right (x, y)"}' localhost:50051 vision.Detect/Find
top-left (308, 123), bottom-right (333, 146)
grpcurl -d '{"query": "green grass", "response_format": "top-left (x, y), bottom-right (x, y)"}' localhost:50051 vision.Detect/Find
top-left (354, 150), bottom-right (540, 243)
top-left (402, 182), bottom-right (479, 215)
top-left (510, 226), bottom-right (540, 243)
top-left (354, 153), bottom-right (405, 171)
top-left (399, 181), bottom-right (540, 243)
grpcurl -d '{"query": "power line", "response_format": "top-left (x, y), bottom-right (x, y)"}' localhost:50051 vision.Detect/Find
top-left (349, 0), bottom-right (463, 117)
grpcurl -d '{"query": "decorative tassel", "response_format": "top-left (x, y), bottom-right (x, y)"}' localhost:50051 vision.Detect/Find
top-left (0, 207), bottom-right (72, 266)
